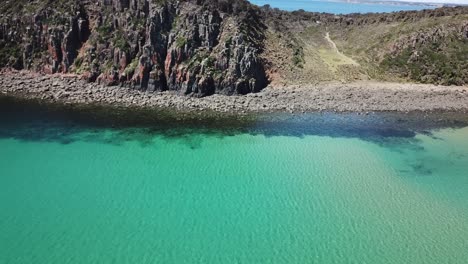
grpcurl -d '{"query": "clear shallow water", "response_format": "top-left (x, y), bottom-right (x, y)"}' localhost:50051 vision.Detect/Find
top-left (1, 100), bottom-right (468, 263)
top-left (249, 0), bottom-right (435, 14)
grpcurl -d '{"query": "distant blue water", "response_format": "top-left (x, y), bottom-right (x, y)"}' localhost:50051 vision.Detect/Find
top-left (249, 0), bottom-right (436, 14)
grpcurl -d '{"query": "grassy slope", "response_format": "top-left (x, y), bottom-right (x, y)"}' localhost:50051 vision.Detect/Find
top-left (328, 14), bottom-right (468, 84)
top-left (263, 22), bottom-right (368, 85)
top-left (263, 9), bottom-right (468, 86)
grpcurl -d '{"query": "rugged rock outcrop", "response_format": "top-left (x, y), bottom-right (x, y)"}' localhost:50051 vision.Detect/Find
top-left (6, 4), bottom-right (91, 74)
top-left (0, 0), bottom-right (268, 96)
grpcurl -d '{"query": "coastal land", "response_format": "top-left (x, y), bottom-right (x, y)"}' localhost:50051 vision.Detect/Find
top-left (0, 0), bottom-right (467, 114)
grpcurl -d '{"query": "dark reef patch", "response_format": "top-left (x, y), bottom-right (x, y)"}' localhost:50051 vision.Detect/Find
top-left (1, 95), bottom-right (468, 147)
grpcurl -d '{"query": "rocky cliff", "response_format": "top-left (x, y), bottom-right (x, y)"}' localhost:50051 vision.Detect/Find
top-left (1, 0), bottom-right (467, 95)
top-left (0, 0), bottom-right (268, 96)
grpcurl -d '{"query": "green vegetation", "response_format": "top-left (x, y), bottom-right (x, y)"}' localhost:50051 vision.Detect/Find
top-left (184, 51), bottom-right (220, 77)
top-left (186, 51), bottom-right (208, 70)
top-left (176, 37), bottom-right (188, 48)
top-left (153, 0), bottom-right (169, 5)
top-left (102, 60), bottom-right (113, 72)
top-left (42, 15), bottom-right (69, 25)
top-left (292, 47), bottom-right (305, 68)
top-left (96, 24), bottom-right (113, 43)
top-left (320, 12), bottom-right (468, 85)
top-left (134, 17), bottom-right (146, 28)
top-left (113, 30), bottom-right (130, 52)
top-left (225, 36), bottom-right (233, 47)
top-left (0, 0), bottom-right (76, 16)
top-left (203, 56), bottom-right (215, 68)
top-left (0, 43), bottom-right (22, 68)
top-left (72, 56), bottom-right (84, 73)
top-left (124, 58), bottom-right (139, 76)
top-left (72, 56), bottom-right (91, 75)
top-left (381, 39), bottom-right (468, 85)
top-left (171, 16), bottom-right (179, 28)
top-left (0, 0), bottom-right (43, 15)
top-left (202, 56), bottom-right (222, 76)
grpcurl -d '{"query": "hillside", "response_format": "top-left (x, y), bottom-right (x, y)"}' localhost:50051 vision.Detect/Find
top-left (261, 6), bottom-right (468, 86)
top-left (0, 0), bottom-right (467, 96)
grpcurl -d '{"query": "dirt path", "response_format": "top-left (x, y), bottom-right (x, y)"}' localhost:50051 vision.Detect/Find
top-left (325, 32), bottom-right (359, 66)
top-left (325, 32), bottom-right (340, 53)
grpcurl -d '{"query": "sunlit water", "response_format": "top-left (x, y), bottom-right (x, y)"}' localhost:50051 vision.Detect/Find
top-left (249, 0), bottom-right (435, 14)
top-left (1, 99), bottom-right (468, 264)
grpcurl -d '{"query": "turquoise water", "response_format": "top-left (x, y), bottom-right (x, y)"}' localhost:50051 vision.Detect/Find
top-left (1, 100), bottom-right (468, 263)
top-left (249, 0), bottom-right (435, 14)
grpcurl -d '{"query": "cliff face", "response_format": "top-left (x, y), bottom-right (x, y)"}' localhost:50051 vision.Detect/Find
top-left (0, 0), bottom-right (268, 96)
top-left (0, 0), bottom-right (467, 94)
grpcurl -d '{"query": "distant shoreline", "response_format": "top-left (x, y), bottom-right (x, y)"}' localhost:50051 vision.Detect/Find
top-left (334, 0), bottom-right (436, 6)
top-left (335, 0), bottom-right (467, 7)
top-left (1, 71), bottom-right (468, 115)
top-left (266, 0), bottom-right (465, 8)
top-left (333, 0), bottom-right (439, 7)
top-left (249, 0), bottom-right (440, 13)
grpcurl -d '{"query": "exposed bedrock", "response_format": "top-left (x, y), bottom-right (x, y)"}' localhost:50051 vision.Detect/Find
top-left (0, 0), bottom-right (269, 96)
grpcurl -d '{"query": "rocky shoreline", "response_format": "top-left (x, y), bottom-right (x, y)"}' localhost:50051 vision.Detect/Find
top-left (1, 71), bottom-right (468, 114)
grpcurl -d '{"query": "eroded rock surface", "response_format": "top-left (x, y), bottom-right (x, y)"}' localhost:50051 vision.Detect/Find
top-left (0, 0), bottom-right (268, 96)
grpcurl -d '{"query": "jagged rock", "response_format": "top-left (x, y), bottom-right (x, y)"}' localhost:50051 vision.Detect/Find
top-left (0, 0), bottom-right (270, 95)
top-left (48, 29), bottom-right (63, 73)
top-left (135, 53), bottom-right (152, 89)
top-left (148, 67), bottom-right (167, 92)
top-left (62, 27), bottom-right (78, 72)
top-left (197, 76), bottom-right (215, 97)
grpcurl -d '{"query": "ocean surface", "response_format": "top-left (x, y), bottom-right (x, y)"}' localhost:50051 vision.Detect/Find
top-left (249, 0), bottom-right (435, 14)
top-left (1, 98), bottom-right (468, 264)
